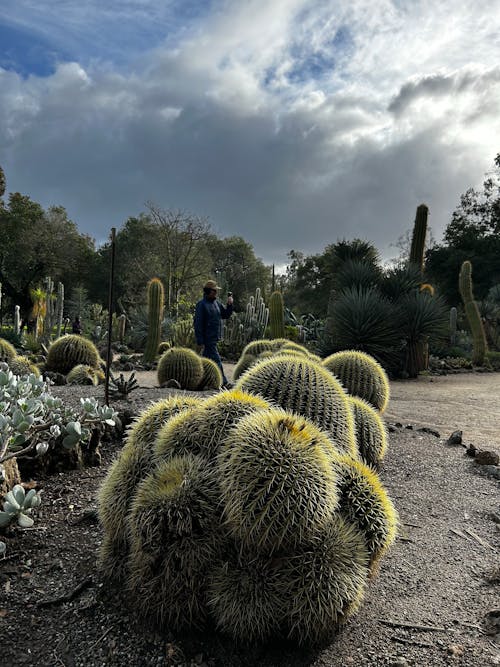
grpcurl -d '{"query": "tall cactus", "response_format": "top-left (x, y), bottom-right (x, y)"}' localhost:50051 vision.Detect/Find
top-left (117, 313), bottom-right (127, 344)
top-left (56, 282), bottom-right (64, 339)
top-left (14, 305), bottom-right (20, 335)
top-left (409, 204), bottom-right (428, 274)
top-left (459, 261), bottom-right (487, 365)
top-left (43, 277), bottom-right (55, 341)
top-left (449, 306), bottom-right (457, 346)
top-left (0, 165), bottom-right (5, 199)
top-left (269, 291), bottom-right (285, 339)
top-left (143, 278), bottom-right (164, 363)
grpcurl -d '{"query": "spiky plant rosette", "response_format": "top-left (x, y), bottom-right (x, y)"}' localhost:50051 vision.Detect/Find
top-left (197, 357), bottom-right (223, 390)
top-left (208, 547), bottom-right (285, 643)
top-left (8, 355), bottom-right (40, 377)
top-left (235, 355), bottom-right (357, 456)
top-left (349, 396), bottom-right (388, 468)
top-left (322, 350), bottom-right (390, 413)
top-left (66, 364), bottom-right (99, 385)
top-left (98, 396), bottom-right (201, 580)
top-left (278, 515), bottom-right (370, 644)
top-left (157, 346), bottom-right (204, 390)
top-left (335, 456), bottom-right (398, 569)
top-left (218, 408), bottom-right (341, 553)
top-left (127, 455), bottom-right (224, 630)
top-left (46, 334), bottom-right (100, 374)
top-left (154, 389), bottom-right (270, 463)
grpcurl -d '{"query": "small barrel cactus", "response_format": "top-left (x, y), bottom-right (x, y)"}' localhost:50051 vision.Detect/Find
top-left (46, 334), bottom-right (100, 375)
top-left (66, 364), bottom-right (100, 386)
top-left (8, 355), bottom-right (40, 377)
top-left (157, 341), bottom-right (171, 355)
top-left (0, 338), bottom-right (17, 362)
top-left (232, 353), bottom-right (257, 381)
top-left (322, 350), bottom-right (390, 413)
top-left (349, 396), bottom-right (388, 468)
top-left (197, 357), bottom-right (222, 390)
top-left (157, 347), bottom-right (204, 390)
top-left (240, 339), bottom-right (276, 357)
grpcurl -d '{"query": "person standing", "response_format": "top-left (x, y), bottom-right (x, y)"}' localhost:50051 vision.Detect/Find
top-left (194, 280), bottom-right (233, 387)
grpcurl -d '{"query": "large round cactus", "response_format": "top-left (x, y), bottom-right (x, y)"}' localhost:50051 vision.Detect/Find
top-left (218, 409), bottom-right (341, 552)
top-left (240, 339), bottom-right (276, 356)
top-left (46, 334), bottom-right (100, 375)
top-left (322, 350), bottom-right (390, 413)
top-left (8, 355), bottom-right (40, 377)
top-left (236, 356), bottom-right (357, 456)
top-left (157, 347), bottom-right (204, 390)
top-left (197, 357), bottom-right (222, 390)
top-left (349, 396), bottom-right (388, 467)
top-left (155, 389), bottom-right (270, 462)
top-left (335, 456), bottom-right (398, 568)
top-left (98, 396), bottom-right (200, 580)
top-left (127, 455), bottom-right (224, 630)
top-left (0, 338), bottom-right (17, 362)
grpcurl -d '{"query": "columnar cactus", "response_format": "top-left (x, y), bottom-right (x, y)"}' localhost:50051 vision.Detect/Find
top-left (236, 356), bottom-right (357, 456)
top-left (117, 313), bottom-right (127, 344)
top-left (14, 306), bottom-right (20, 336)
top-left (46, 334), bottom-right (100, 374)
top-left (409, 203), bottom-right (428, 274)
top-left (143, 278), bottom-right (164, 363)
top-left (459, 260), bottom-right (487, 365)
top-left (269, 291), bottom-right (285, 339)
top-left (322, 350), bottom-right (390, 413)
top-left (157, 347), bottom-right (204, 390)
top-left (449, 306), bottom-right (457, 346)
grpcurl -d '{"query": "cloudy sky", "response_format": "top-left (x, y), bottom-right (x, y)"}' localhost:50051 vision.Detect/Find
top-left (1, 1), bottom-right (499, 266)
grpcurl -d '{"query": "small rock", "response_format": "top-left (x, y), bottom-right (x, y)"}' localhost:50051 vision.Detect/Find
top-left (445, 430), bottom-right (463, 446)
top-left (475, 450), bottom-right (500, 466)
top-left (477, 465), bottom-right (500, 480)
top-left (405, 424), bottom-right (414, 430)
top-left (489, 512), bottom-right (500, 524)
top-left (417, 427), bottom-right (441, 437)
top-left (391, 658), bottom-right (409, 667)
top-left (465, 444), bottom-right (478, 457)
top-left (394, 422), bottom-right (403, 428)
top-left (447, 644), bottom-right (464, 657)
top-left (388, 425), bottom-right (397, 433)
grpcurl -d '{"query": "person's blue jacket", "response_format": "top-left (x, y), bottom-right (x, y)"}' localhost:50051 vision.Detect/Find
top-left (194, 297), bottom-right (233, 345)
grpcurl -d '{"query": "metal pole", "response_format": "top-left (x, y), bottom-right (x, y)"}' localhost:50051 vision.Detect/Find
top-left (104, 228), bottom-right (116, 406)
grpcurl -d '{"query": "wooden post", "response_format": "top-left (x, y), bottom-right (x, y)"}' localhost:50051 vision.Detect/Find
top-left (104, 228), bottom-right (116, 406)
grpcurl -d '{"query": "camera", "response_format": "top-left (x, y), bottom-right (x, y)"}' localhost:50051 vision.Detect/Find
top-left (227, 291), bottom-right (233, 297)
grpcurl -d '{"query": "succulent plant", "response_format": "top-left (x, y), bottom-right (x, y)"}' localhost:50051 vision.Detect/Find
top-left (8, 356), bottom-right (40, 378)
top-left (157, 341), bottom-right (171, 355)
top-left (97, 396), bottom-right (200, 580)
top-left (0, 484), bottom-right (41, 528)
top-left (218, 408), bottom-right (341, 552)
top-left (269, 291), bottom-right (285, 339)
top-left (240, 339), bottom-right (276, 357)
top-left (127, 455), bottom-right (224, 630)
top-left (108, 371), bottom-right (140, 397)
top-left (154, 389), bottom-right (269, 463)
top-left (409, 203), bottom-right (428, 274)
top-left (0, 338), bottom-right (17, 362)
top-left (459, 260), bottom-right (487, 365)
top-left (349, 396), bottom-right (388, 468)
top-left (335, 456), bottom-right (398, 568)
top-left (236, 356), bottom-right (357, 456)
top-left (46, 334), bottom-right (100, 375)
top-left (157, 347), bottom-right (204, 390)
top-left (197, 357), bottom-right (222, 390)
top-left (66, 364), bottom-right (99, 386)
top-left (232, 353), bottom-right (257, 381)
top-left (143, 278), bottom-right (165, 364)
top-left (322, 350), bottom-right (390, 413)
top-left (278, 516), bottom-right (369, 644)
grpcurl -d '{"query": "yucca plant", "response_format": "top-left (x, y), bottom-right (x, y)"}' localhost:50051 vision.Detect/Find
top-left (333, 259), bottom-right (383, 293)
top-left (380, 264), bottom-right (422, 301)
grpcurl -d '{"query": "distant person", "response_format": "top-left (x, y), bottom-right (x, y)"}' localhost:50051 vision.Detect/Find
top-left (194, 280), bottom-right (233, 387)
top-left (72, 317), bottom-right (82, 335)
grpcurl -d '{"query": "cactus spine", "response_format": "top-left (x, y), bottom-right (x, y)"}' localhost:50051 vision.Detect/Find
top-left (459, 261), bottom-right (487, 365)
top-left (409, 204), bottom-right (428, 273)
top-left (143, 278), bottom-right (164, 363)
top-left (449, 306), bottom-right (457, 346)
top-left (269, 291), bottom-right (285, 339)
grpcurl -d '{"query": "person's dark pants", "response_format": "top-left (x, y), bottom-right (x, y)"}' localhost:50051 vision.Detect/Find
top-left (203, 341), bottom-right (228, 385)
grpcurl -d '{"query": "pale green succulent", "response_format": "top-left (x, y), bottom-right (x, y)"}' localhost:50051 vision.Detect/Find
top-left (0, 484), bottom-right (42, 528)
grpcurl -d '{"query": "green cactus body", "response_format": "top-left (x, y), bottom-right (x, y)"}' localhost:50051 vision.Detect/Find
top-left (240, 339), bottom-right (275, 356)
top-left (449, 306), bottom-right (457, 346)
top-left (173, 319), bottom-right (196, 349)
top-left (335, 456), bottom-right (398, 568)
top-left (46, 334), bottom-right (100, 374)
top-left (409, 203), bottom-right (428, 273)
top-left (232, 353), bottom-right (257, 381)
top-left (157, 341), bottom-right (171, 355)
top-left (236, 356), bottom-right (357, 456)
top-left (157, 347), bottom-right (204, 390)
top-left (117, 313), bottom-right (127, 344)
top-left (349, 396), bottom-right (388, 467)
top-left (218, 409), bottom-right (341, 552)
top-left (0, 165), bottom-right (5, 198)
top-left (8, 356), bottom-right (40, 377)
top-left (197, 357), bottom-right (223, 390)
top-left (459, 261), bottom-right (487, 365)
top-left (127, 455), bottom-right (224, 630)
top-left (269, 291), bottom-right (285, 339)
top-left (0, 338), bottom-right (18, 362)
top-left (155, 389), bottom-right (270, 462)
top-left (66, 364), bottom-right (100, 385)
top-left (97, 396), bottom-right (201, 580)
top-left (278, 516), bottom-right (369, 644)
top-left (322, 350), bottom-right (390, 413)
top-left (143, 278), bottom-right (165, 363)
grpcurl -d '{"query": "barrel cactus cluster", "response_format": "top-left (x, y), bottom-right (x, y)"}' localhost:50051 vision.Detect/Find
top-left (157, 347), bottom-right (222, 391)
top-left (46, 334), bottom-right (101, 375)
top-left (233, 337), bottom-right (317, 381)
top-left (98, 349), bottom-right (397, 645)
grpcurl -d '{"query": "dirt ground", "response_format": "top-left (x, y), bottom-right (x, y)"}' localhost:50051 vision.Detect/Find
top-left (1, 371), bottom-right (499, 667)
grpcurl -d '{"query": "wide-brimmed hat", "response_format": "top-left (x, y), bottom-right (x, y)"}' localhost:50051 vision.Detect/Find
top-left (203, 279), bottom-right (221, 290)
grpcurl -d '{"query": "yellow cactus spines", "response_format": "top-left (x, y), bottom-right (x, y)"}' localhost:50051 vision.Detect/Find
top-left (279, 516), bottom-right (369, 644)
top-left (0, 338), bottom-right (17, 361)
top-left (322, 350), bottom-right (390, 413)
top-left (127, 455), bottom-right (223, 630)
top-left (280, 341), bottom-right (309, 355)
top-left (335, 456), bottom-right (398, 568)
top-left (46, 334), bottom-right (100, 374)
top-left (66, 364), bottom-right (99, 385)
top-left (208, 548), bottom-right (285, 642)
top-left (232, 352), bottom-right (257, 381)
top-left (241, 339), bottom-right (277, 356)
top-left (97, 396), bottom-right (200, 579)
top-left (218, 409), bottom-right (341, 552)
top-left (349, 396), bottom-right (388, 468)
top-left (8, 355), bottom-right (40, 377)
top-left (420, 283), bottom-right (435, 296)
top-left (154, 389), bottom-right (270, 462)
top-left (236, 356), bottom-right (357, 456)
top-left (197, 357), bottom-right (223, 390)
top-left (157, 346), bottom-right (204, 390)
